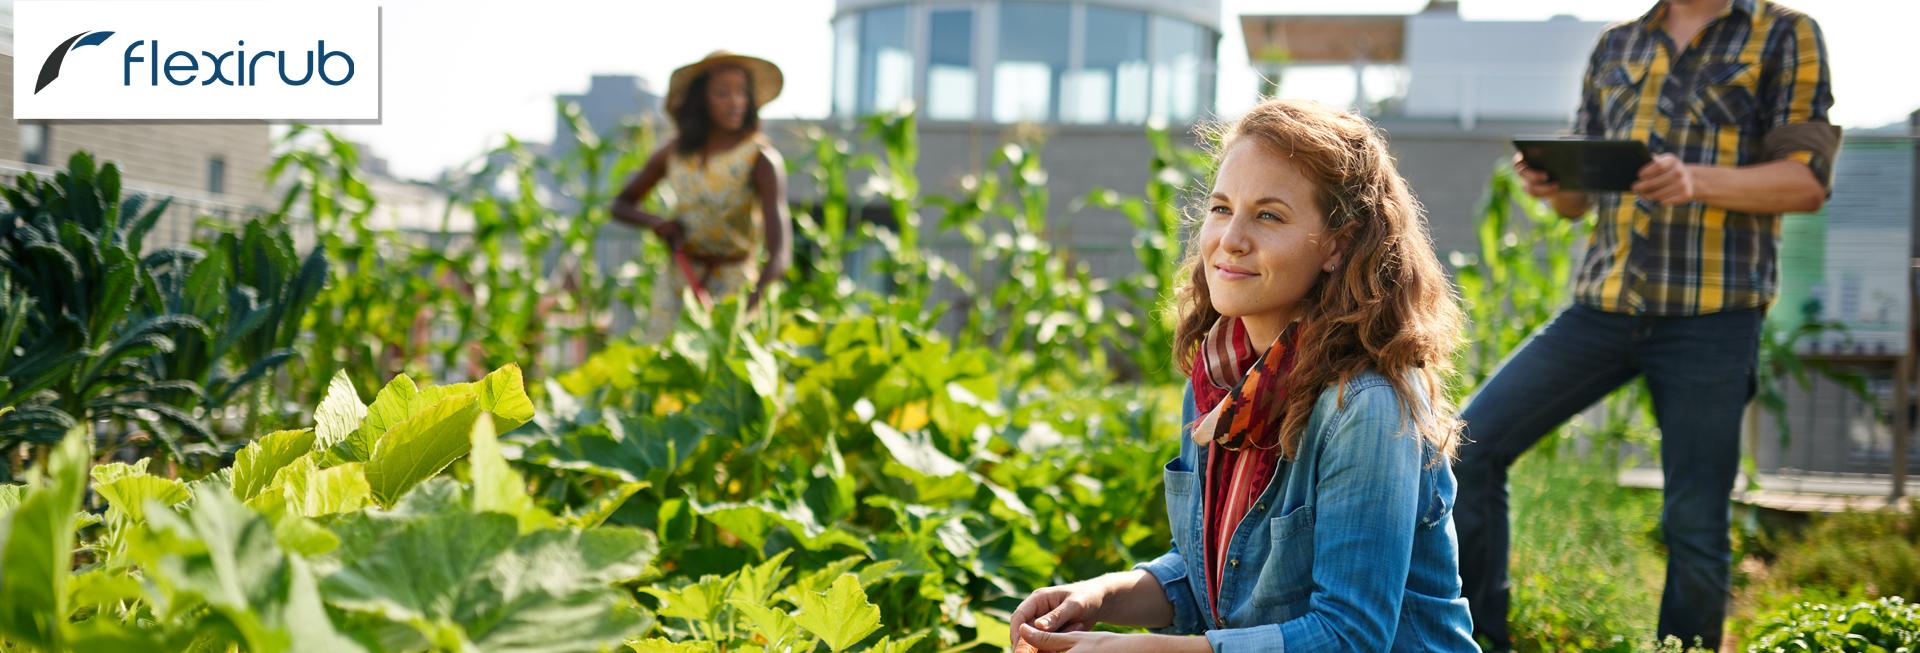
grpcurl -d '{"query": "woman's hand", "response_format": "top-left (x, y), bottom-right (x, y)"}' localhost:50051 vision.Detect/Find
top-left (650, 219), bottom-right (685, 249)
top-left (1016, 626), bottom-right (1209, 653)
top-left (1009, 580), bottom-right (1109, 650)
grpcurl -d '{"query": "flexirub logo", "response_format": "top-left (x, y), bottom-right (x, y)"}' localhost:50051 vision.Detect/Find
top-left (15, 1), bottom-right (380, 120)
top-left (117, 38), bottom-right (358, 88)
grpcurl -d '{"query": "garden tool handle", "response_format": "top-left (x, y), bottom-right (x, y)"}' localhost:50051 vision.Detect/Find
top-left (672, 249), bottom-right (714, 310)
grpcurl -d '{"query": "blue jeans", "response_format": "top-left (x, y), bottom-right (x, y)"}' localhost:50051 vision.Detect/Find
top-left (1454, 303), bottom-right (1763, 649)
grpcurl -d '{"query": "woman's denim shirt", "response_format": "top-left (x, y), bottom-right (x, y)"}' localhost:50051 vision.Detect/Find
top-left (1134, 370), bottom-right (1479, 651)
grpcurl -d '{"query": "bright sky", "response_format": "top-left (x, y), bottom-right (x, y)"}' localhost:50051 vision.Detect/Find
top-left (341, 0), bottom-right (1920, 180)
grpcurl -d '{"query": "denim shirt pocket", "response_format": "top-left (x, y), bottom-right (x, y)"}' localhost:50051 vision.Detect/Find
top-left (1252, 503), bottom-right (1316, 609)
top-left (1164, 455), bottom-right (1199, 568)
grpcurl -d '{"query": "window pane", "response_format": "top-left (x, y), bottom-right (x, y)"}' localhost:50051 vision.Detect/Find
top-left (993, 63), bottom-right (1053, 122)
top-left (994, 1), bottom-right (1069, 123)
top-left (876, 49), bottom-right (913, 112)
top-left (1063, 70), bottom-right (1110, 123)
top-left (20, 124), bottom-right (49, 166)
top-left (927, 9), bottom-right (975, 121)
top-left (208, 156), bottom-right (226, 195)
top-left (930, 9), bottom-right (971, 67)
top-left (1150, 16), bottom-right (1211, 123)
top-left (1117, 62), bottom-right (1150, 123)
top-left (834, 15), bottom-right (858, 117)
top-left (1069, 7), bottom-right (1147, 124)
top-left (860, 6), bottom-right (912, 115)
top-left (1085, 7), bottom-right (1147, 67)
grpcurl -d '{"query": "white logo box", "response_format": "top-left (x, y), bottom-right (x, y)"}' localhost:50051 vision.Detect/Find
top-left (14, 0), bottom-right (380, 120)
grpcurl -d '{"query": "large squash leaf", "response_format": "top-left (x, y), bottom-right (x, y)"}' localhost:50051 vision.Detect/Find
top-left (323, 507), bottom-right (658, 652)
top-left (0, 427), bottom-right (88, 650)
top-left (134, 485), bottom-right (365, 653)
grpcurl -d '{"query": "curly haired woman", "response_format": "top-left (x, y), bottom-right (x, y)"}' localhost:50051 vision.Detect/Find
top-left (1009, 99), bottom-right (1479, 652)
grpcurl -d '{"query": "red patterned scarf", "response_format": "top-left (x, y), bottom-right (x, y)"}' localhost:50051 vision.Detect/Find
top-left (1190, 317), bottom-right (1298, 450)
top-left (1190, 316), bottom-right (1300, 621)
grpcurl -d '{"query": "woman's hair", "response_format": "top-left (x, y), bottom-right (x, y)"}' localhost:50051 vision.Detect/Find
top-left (673, 65), bottom-right (760, 156)
top-left (1172, 99), bottom-right (1465, 462)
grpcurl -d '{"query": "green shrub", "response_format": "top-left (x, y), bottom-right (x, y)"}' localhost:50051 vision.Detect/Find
top-left (1746, 596), bottom-right (1920, 652)
top-left (1761, 507), bottom-right (1920, 600)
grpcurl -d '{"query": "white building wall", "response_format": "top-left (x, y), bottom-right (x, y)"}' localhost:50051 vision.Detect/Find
top-left (1402, 13), bottom-right (1608, 127)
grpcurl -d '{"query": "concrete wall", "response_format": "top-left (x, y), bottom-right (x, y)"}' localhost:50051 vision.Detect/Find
top-left (1377, 117), bottom-right (1574, 262)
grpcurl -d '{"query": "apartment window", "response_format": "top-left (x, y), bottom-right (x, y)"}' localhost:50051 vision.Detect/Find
top-left (833, 15), bottom-right (858, 117)
top-left (1067, 7), bottom-right (1149, 124)
top-left (20, 123), bottom-right (50, 166)
top-left (859, 5), bottom-right (913, 114)
top-left (1149, 15), bottom-right (1212, 124)
top-left (993, 1), bottom-right (1070, 122)
top-left (926, 8), bottom-right (977, 121)
top-left (208, 156), bottom-right (226, 195)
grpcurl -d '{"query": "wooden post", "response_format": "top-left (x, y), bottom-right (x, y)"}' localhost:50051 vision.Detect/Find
top-left (1895, 353), bottom-right (1909, 501)
top-left (1743, 401), bottom-right (1760, 496)
top-left (1897, 259), bottom-right (1918, 502)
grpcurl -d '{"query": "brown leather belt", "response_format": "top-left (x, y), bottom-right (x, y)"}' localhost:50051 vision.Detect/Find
top-left (681, 250), bottom-right (752, 265)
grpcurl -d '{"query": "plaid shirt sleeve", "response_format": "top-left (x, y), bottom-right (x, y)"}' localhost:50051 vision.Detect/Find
top-left (1759, 13), bottom-right (1840, 190)
top-left (1570, 38), bottom-right (1609, 139)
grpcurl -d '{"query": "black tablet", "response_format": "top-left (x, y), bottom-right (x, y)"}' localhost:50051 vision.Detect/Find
top-left (1512, 137), bottom-right (1654, 193)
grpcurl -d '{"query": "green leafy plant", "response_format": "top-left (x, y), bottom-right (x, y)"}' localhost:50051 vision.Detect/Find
top-left (0, 365), bottom-right (667, 653)
top-left (0, 153), bottom-right (321, 474)
top-left (1746, 597), bottom-right (1920, 652)
top-left (1085, 121), bottom-right (1214, 383)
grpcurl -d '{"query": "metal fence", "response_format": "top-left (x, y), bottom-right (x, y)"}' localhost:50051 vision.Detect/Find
top-left (0, 161), bottom-right (269, 250)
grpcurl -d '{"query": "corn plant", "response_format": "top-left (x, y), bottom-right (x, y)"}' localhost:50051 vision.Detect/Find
top-left (860, 110), bottom-right (930, 311)
top-left (272, 127), bottom-right (451, 404)
top-left (434, 102), bottom-right (661, 380)
top-left (1086, 121), bottom-right (1214, 384)
top-left (1450, 162), bottom-right (1588, 387)
top-left (794, 126), bottom-right (858, 304)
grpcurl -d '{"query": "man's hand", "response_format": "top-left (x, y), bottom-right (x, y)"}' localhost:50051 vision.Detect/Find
top-left (1631, 153), bottom-right (1701, 206)
top-left (1512, 151), bottom-right (1560, 199)
top-left (1512, 152), bottom-right (1594, 219)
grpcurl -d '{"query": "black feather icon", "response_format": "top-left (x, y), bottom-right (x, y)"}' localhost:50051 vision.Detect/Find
top-left (35, 30), bottom-right (115, 94)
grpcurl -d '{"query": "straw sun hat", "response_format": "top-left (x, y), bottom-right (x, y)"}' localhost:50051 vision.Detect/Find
top-left (664, 50), bottom-right (784, 113)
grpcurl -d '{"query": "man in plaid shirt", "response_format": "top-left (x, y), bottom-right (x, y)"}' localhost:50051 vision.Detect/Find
top-left (1454, 0), bottom-right (1838, 648)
